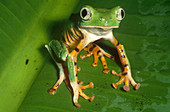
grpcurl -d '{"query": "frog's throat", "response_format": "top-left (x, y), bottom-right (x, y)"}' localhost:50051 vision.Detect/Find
top-left (80, 25), bottom-right (119, 30)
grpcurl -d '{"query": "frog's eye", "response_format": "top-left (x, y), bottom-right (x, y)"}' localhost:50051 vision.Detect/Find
top-left (116, 8), bottom-right (125, 21)
top-left (80, 7), bottom-right (92, 20)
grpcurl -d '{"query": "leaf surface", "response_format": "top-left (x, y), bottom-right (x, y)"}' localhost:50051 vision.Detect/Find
top-left (0, 0), bottom-right (169, 112)
top-left (0, 0), bottom-right (79, 112)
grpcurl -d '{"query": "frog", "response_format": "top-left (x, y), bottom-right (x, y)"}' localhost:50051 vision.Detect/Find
top-left (45, 5), bottom-right (140, 108)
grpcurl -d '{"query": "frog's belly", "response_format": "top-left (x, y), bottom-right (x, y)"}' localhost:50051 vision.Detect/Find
top-left (79, 28), bottom-right (113, 42)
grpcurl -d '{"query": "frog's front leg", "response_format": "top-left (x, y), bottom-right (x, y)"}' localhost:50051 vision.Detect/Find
top-left (45, 42), bottom-right (66, 95)
top-left (111, 36), bottom-right (140, 91)
top-left (68, 39), bottom-right (94, 107)
top-left (80, 43), bottom-right (115, 73)
top-left (48, 63), bottom-right (65, 95)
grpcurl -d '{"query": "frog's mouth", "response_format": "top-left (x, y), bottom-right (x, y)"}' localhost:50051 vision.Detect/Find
top-left (80, 25), bottom-right (119, 30)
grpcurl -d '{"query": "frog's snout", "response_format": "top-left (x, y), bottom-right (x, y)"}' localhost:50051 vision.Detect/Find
top-left (99, 17), bottom-right (112, 26)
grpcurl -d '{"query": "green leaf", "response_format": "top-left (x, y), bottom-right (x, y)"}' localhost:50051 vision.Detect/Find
top-left (1, 0), bottom-right (170, 112)
top-left (0, 0), bottom-right (79, 112)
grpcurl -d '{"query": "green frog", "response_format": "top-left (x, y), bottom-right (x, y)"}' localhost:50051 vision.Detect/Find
top-left (45, 5), bottom-right (140, 108)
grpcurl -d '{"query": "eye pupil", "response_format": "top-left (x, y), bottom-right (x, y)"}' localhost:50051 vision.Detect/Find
top-left (82, 9), bottom-right (87, 18)
top-left (121, 9), bottom-right (125, 18)
top-left (117, 8), bottom-right (125, 21)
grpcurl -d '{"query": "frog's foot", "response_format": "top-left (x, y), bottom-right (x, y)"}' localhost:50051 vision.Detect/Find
top-left (48, 88), bottom-right (57, 95)
top-left (71, 81), bottom-right (95, 108)
top-left (79, 88), bottom-right (95, 102)
top-left (78, 82), bottom-right (95, 102)
top-left (80, 43), bottom-right (115, 74)
top-left (74, 102), bottom-right (81, 108)
top-left (112, 71), bottom-right (140, 91)
top-left (48, 74), bottom-right (65, 95)
top-left (103, 68), bottom-right (110, 74)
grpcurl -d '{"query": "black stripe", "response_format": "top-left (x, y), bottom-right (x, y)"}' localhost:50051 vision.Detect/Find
top-left (121, 55), bottom-right (126, 58)
top-left (89, 44), bottom-right (96, 51)
top-left (68, 31), bottom-right (74, 41)
top-left (116, 42), bottom-right (119, 47)
top-left (56, 83), bottom-right (61, 88)
top-left (66, 31), bottom-right (71, 43)
top-left (93, 44), bottom-right (96, 47)
top-left (99, 55), bottom-right (104, 59)
top-left (122, 72), bottom-right (128, 76)
top-left (65, 43), bottom-right (70, 48)
top-left (70, 30), bottom-right (78, 41)
top-left (124, 64), bottom-right (128, 67)
top-left (52, 88), bottom-right (56, 91)
top-left (72, 34), bottom-right (78, 41)
top-left (74, 62), bottom-right (77, 66)
top-left (110, 55), bottom-right (114, 59)
top-left (78, 30), bottom-right (84, 39)
top-left (73, 28), bottom-right (82, 39)
top-left (75, 47), bottom-right (80, 52)
top-left (97, 50), bottom-right (101, 55)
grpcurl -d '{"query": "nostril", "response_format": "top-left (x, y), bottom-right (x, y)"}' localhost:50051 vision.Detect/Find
top-left (100, 17), bottom-right (105, 21)
top-left (105, 21), bottom-right (108, 25)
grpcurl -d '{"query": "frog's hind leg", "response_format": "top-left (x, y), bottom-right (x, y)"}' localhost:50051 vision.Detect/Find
top-left (97, 48), bottom-right (111, 73)
top-left (80, 43), bottom-right (115, 74)
top-left (80, 44), bottom-right (99, 67)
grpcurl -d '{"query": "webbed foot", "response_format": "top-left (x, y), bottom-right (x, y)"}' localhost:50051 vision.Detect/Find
top-left (71, 81), bottom-right (95, 108)
top-left (112, 70), bottom-right (140, 91)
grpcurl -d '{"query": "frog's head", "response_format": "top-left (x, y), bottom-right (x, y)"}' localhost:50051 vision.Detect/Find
top-left (79, 5), bottom-right (125, 29)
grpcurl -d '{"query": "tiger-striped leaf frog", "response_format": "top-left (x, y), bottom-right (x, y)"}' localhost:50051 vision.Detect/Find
top-left (45, 5), bottom-right (140, 108)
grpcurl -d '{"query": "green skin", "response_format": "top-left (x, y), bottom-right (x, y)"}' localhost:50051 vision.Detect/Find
top-left (45, 40), bottom-right (75, 82)
top-left (45, 5), bottom-right (125, 83)
top-left (80, 5), bottom-right (121, 27)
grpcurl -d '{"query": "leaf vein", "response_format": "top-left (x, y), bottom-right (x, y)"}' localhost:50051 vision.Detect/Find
top-left (0, 2), bottom-right (24, 28)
